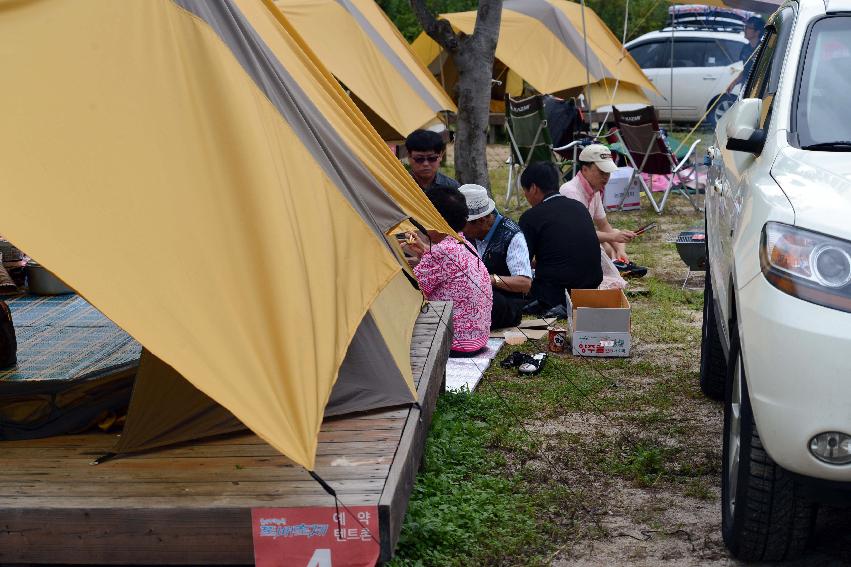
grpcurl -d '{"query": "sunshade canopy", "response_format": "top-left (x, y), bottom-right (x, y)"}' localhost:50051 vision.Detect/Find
top-left (274, 0), bottom-right (456, 140)
top-left (411, 0), bottom-right (656, 108)
top-left (0, 0), bottom-right (453, 470)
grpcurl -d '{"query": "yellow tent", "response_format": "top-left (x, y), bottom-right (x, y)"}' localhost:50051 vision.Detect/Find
top-left (273, 0), bottom-right (456, 140)
top-left (0, 0), bottom-right (454, 471)
top-left (411, 0), bottom-right (656, 110)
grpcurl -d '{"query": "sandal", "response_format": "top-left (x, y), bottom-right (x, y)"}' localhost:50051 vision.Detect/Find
top-left (519, 353), bottom-right (547, 375)
top-left (500, 351), bottom-right (526, 368)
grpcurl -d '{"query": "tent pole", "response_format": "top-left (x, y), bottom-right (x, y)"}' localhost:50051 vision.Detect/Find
top-left (580, 0), bottom-right (592, 116)
top-left (669, 24), bottom-right (674, 131)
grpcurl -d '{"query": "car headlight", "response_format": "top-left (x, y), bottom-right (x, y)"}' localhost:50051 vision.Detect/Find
top-left (761, 222), bottom-right (851, 312)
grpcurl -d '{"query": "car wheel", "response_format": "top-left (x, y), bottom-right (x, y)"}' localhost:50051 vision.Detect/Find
top-left (721, 325), bottom-right (816, 561)
top-left (699, 263), bottom-right (726, 400)
top-left (705, 94), bottom-right (736, 127)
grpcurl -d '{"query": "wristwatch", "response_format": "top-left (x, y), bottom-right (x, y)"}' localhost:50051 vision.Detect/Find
top-left (492, 274), bottom-right (503, 287)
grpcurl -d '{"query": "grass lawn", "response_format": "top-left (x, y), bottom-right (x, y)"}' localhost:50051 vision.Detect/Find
top-left (388, 144), bottom-right (729, 566)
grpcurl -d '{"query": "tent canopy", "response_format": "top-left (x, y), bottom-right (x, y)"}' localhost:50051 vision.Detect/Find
top-left (411, 0), bottom-right (657, 109)
top-left (274, 0), bottom-right (456, 140)
top-left (0, 0), bottom-right (453, 470)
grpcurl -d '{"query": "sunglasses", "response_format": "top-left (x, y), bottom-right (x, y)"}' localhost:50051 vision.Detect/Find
top-left (411, 155), bottom-right (441, 164)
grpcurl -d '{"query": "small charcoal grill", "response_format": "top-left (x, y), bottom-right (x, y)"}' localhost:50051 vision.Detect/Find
top-left (665, 228), bottom-right (707, 288)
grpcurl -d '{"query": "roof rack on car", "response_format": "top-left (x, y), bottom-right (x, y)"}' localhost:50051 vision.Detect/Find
top-left (661, 24), bottom-right (744, 33)
top-left (666, 4), bottom-right (756, 31)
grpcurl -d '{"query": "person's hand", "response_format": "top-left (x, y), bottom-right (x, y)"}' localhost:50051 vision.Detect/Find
top-left (401, 231), bottom-right (429, 258)
top-left (611, 230), bottom-right (636, 244)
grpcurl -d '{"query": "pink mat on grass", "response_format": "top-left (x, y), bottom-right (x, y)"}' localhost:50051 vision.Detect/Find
top-left (642, 167), bottom-right (706, 192)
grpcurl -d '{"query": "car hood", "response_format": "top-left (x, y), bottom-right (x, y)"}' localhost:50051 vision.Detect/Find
top-left (771, 146), bottom-right (851, 241)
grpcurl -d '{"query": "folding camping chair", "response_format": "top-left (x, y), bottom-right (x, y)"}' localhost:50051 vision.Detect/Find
top-left (609, 106), bottom-right (702, 214)
top-left (503, 94), bottom-right (580, 208)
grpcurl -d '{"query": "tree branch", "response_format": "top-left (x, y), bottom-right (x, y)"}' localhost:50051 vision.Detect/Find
top-left (471, 0), bottom-right (502, 51)
top-left (409, 0), bottom-right (459, 51)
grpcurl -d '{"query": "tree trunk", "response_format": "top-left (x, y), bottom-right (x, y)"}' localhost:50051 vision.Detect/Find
top-left (410, 0), bottom-right (502, 190)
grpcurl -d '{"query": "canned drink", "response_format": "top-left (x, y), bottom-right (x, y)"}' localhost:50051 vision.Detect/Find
top-left (547, 326), bottom-right (567, 353)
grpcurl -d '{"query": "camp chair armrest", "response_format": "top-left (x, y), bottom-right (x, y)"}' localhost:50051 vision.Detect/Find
top-left (553, 140), bottom-right (583, 152)
top-left (672, 139), bottom-right (702, 173)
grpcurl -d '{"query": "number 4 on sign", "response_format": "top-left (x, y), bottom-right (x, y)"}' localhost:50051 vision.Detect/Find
top-left (306, 549), bottom-right (331, 567)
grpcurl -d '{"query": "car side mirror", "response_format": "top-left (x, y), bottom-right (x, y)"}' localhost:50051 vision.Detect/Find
top-left (725, 98), bottom-right (765, 156)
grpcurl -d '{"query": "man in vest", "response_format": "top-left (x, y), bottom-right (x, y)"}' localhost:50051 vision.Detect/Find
top-left (460, 184), bottom-right (532, 329)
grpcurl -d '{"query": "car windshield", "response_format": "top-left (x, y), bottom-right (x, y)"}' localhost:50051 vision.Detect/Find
top-left (795, 16), bottom-right (851, 149)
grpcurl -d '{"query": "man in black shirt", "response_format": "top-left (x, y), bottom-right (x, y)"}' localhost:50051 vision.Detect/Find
top-left (519, 162), bottom-right (602, 312)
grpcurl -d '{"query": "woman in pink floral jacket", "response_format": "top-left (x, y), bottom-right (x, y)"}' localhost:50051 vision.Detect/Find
top-left (404, 188), bottom-right (492, 356)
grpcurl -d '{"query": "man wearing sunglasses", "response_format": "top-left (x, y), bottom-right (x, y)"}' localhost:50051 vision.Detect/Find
top-left (404, 129), bottom-right (460, 193)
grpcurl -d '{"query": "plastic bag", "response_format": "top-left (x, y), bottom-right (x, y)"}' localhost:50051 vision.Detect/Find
top-left (598, 248), bottom-right (627, 290)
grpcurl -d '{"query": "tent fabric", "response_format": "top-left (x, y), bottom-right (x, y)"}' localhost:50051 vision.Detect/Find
top-left (113, 352), bottom-right (243, 455)
top-left (273, 0), bottom-right (456, 140)
top-left (0, 0), bottom-right (447, 470)
top-left (115, 273), bottom-right (421, 456)
top-left (245, 0), bottom-right (456, 234)
top-left (112, 275), bottom-right (421, 455)
top-left (411, 0), bottom-right (655, 108)
top-left (178, 0), bottom-right (406, 237)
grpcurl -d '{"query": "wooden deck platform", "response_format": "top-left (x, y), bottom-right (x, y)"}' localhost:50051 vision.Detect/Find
top-left (0, 302), bottom-right (452, 564)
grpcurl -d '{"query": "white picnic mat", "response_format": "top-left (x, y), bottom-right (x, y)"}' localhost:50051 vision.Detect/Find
top-left (445, 338), bottom-right (505, 392)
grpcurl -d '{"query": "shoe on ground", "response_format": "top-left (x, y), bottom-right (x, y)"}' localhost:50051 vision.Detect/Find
top-left (543, 304), bottom-right (568, 320)
top-left (614, 259), bottom-right (648, 278)
top-left (500, 351), bottom-right (526, 369)
top-left (519, 352), bottom-right (547, 375)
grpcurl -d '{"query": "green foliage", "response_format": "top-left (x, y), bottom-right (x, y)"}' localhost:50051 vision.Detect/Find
top-left (379, 0), bottom-right (673, 44)
top-left (606, 442), bottom-right (669, 487)
top-left (378, 0), bottom-right (478, 42)
top-left (388, 391), bottom-right (545, 566)
top-left (585, 0), bottom-right (673, 43)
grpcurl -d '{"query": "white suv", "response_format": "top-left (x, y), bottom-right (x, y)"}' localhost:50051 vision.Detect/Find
top-left (625, 29), bottom-right (747, 124)
top-left (702, 1), bottom-right (851, 561)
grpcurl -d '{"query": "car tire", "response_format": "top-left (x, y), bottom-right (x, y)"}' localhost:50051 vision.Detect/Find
top-left (700, 263), bottom-right (726, 400)
top-left (721, 325), bottom-right (816, 561)
top-left (705, 94), bottom-right (737, 127)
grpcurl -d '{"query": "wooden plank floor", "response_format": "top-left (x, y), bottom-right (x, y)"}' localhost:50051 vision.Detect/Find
top-left (0, 302), bottom-right (452, 564)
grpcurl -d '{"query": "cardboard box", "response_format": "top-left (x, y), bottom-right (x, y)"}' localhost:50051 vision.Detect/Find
top-left (603, 167), bottom-right (641, 211)
top-left (567, 289), bottom-right (631, 357)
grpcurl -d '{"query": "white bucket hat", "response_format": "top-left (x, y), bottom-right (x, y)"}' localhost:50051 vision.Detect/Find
top-left (459, 184), bottom-right (496, 221)
top-left (579, 144), bottom-right (618, 173)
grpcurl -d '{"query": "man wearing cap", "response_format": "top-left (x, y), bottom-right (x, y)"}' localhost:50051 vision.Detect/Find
top-left (404, 129), bottom-right (460, 192)
top-left (560, 144), bottom-right (647, 277)
top-left (460, 184), bottom-right (532, 329)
